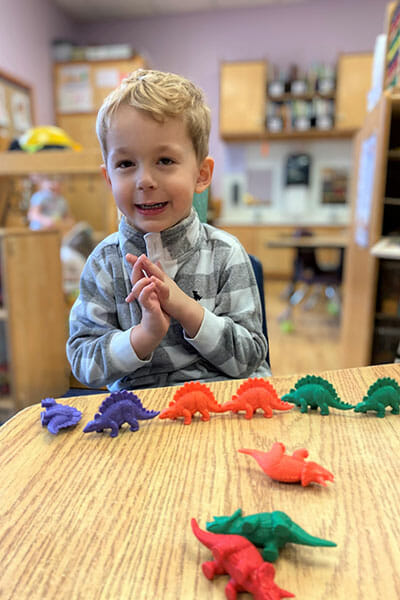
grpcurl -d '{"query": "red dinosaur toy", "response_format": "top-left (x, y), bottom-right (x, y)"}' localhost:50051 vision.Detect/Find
top-left (159, 381), bottom-right (225, 425)
top-left (239, 442), bottom-right (334, 487)
top-left (191, 518), bottom-right (294, 600)
top-left (222, 378), bottom-right (293, 418)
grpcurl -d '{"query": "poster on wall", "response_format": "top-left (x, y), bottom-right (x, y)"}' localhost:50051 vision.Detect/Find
top-left (320, 167), bottom-right (349, 204)
top-left (355, 134), bottom-right (377, 247)
top-left (57, 64), bottom-right (93, 113)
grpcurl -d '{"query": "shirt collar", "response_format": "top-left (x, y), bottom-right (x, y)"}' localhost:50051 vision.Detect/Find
top-left (119, 208), bottom-right (202, 274)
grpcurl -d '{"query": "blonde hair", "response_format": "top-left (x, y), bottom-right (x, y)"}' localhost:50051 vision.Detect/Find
top-left (96, 69), bottom-right (211, 163)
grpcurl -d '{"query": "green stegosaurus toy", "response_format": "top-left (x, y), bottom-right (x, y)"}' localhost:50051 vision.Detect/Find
top-left (354, 377), bottom-right (400, 418)
top-left (282, 375), bottom-right (354, 415)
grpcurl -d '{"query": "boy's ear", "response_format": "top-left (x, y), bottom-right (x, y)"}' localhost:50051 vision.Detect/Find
top-left (195, 156), bottom-right (214, 193)
top-left (101, 164), bottom-right (112, 187)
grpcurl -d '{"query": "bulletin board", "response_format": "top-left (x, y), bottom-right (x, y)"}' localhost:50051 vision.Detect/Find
top-left (0, 69), bottom-right (34, 151)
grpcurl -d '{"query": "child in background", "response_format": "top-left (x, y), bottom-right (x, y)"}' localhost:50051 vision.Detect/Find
top-left (67, 69), bottom-right (270, 391)
top-left (28, 175), bottom-right (74, 233)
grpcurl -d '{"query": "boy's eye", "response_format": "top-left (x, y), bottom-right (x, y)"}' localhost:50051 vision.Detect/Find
top-left (117, 160), bottom-right (134, 169)
top-left (158, 157), bottom-right (174, 166)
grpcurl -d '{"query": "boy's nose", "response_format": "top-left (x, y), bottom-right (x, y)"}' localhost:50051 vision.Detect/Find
top-left (136, 169), bottom-right (157, 190)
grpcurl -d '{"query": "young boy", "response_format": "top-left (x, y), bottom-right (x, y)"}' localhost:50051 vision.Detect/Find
top-left (67, 69), bottom-right (270, 391)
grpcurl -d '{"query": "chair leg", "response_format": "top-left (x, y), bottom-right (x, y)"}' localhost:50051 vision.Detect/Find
top-left (303, 283), bottom-right (323, 310)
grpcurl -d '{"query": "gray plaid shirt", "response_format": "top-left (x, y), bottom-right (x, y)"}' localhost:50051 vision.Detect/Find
top-left (67, 209), bottom-right (270, 390)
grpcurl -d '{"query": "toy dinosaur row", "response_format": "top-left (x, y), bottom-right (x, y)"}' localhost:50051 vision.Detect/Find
top-left (354, 377), bottom-right (400, 418)
top-left (206, 508), bottom-right (336, 562)
top-left (83, 391), bottom-right (159, 437)
top-left (281, 375), bottom-right (354, 415)
top-left (191, 518), bottom-right (294, 600)
top-left (239, 442), bottom-right (334, 487)
top-left (159, 379), bottom-right (292, 424)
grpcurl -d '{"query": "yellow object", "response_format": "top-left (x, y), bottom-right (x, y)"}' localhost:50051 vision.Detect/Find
top-left (19, 126), bottom-right (82, 153)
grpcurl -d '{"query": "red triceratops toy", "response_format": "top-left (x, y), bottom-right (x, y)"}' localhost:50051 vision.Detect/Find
top-left (191, 518), bottom-right (294, 600)
top-left (239, 442), bottom-right (334, 487)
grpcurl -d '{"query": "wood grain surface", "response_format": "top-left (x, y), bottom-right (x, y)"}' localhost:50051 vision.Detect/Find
top-left (1, 364), bottom-right (400, 599)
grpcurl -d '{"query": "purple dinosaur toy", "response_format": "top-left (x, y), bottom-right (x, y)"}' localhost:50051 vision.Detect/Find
top-left (83, 390), bottom-right (159, 437)
top-left (41, 398), bottom-right (82, 434)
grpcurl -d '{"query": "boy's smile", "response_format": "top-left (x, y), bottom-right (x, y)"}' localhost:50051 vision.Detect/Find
top-left (102, 105), bottom-right (213, 233)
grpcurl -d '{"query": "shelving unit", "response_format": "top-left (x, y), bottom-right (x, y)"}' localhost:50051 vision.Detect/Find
top-left (341, 92), bottom-right (400, 367)
top-left (220, 54), bottom-right (373, 141)
top-left (0, 228), bottom-right (69, 412)
top-left (0, 149), bottom-right (118, 238)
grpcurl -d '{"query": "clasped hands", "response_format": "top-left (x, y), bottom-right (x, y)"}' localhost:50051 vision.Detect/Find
top-left (125, 253), bottom-right (204, 360)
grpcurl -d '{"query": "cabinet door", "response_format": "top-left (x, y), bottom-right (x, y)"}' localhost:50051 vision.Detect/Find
top-left (220, 61), bottom-right (267, 136)
top-left (341, 94), bottom-right (391, 367)
top-left (335, 53), bottom-right (373, 130)
top-left (4, 231), bottom-right (69, 408)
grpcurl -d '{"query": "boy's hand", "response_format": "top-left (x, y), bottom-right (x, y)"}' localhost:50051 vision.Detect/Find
top-left (126, 254), bottom-right (204, 339)
top-left (125, 253), bottom-right (170, 359)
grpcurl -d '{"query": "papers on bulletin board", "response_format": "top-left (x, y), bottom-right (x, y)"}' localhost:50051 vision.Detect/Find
top-left (355, 134), bottom-right (377, 247)
top-left (11, 91), bottom-right (32, 132)
top-left (96, 68), bottom-right (120, 88)
top-left (57, 64), bottom-right (93, 113)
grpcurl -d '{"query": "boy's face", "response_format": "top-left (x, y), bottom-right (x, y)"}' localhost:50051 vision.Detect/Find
top-left (102, 105), bottom-right (213, 233)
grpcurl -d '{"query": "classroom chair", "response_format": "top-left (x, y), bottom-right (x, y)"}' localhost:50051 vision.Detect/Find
top-left (248, 253), bottom-right (271, 369)
top-left (279, 229), bottom-right (343, 323)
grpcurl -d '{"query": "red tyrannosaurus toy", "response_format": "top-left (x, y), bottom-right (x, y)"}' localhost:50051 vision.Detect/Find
top-left (191, 518), bottom-right (294, 600)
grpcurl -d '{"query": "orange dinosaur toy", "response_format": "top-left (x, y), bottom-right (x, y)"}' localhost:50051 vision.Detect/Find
top-left (222, 378), bottom-right (293, 418)
top-left (239, 442), bottom-right (334, 487)
top-left (159, 381), bottom-right (225, 425)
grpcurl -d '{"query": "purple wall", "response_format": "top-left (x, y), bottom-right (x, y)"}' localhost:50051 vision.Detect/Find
top-left (0, 0), bottom-right (388, 193)
top-left (74, 0), bottom-right (388, 194)
top-left (0, 0), bottom-right (74, 125)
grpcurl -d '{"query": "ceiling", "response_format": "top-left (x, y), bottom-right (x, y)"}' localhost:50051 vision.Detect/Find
top-left (50, 0), bottom-right (307, 22)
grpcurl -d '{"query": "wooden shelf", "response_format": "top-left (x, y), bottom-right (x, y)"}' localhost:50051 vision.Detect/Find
top-left (222, 127), bottom-right (357, 142)
top-left (0, 149), bottom-right (103, 176)
top-left (268, 92), bottom-right (335, 102)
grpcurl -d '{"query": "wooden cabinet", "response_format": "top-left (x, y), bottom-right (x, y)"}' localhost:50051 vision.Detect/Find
top-left (220, 61), bottom-right (267, 137)
top-left (0, 229), bottom-right (69, 411)
top-left (219, 224), bottom-right (347, 278)
top-left (220, 55), bottom-right (372, 140)
top-left (341, 92), bottom-right (400, 367)
top-left (335, 53), bottom-right (373, 130)
top-left (54, 55), bottom-right (147, 148)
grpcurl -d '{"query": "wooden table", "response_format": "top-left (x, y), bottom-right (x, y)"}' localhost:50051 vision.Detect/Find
top-left (1, 364), bottom-right (400, 599)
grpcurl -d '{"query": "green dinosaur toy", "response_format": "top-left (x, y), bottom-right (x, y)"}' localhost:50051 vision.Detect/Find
top-left (354, 377), bottom-right (400, 418)
top-left (206, 508), bottom-right (336, 562)
top-left (281, 374), bottom-right (354, 415)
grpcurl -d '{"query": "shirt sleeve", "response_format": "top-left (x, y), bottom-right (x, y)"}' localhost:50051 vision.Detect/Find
top-left (184, 242), bottom-right (269, 378)
top-left (66, 250), bottom-right (151, 388)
